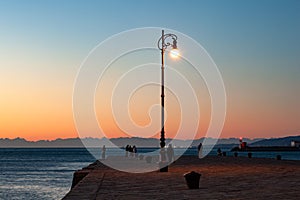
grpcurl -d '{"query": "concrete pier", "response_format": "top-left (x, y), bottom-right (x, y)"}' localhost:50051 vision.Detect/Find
top-left (63, 155), bottom-right (300, 200)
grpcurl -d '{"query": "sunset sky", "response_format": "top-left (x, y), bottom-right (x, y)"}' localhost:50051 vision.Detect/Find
top-left (0, 0), bottom-right (299, 141)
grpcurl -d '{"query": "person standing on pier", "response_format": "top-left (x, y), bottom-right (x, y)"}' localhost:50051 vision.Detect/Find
top-left (132, 145), bottom-right (137, 158)
top-left (102, 145), bottom-right (106, 160)
top-left (125, 145), bottom-right (129, 157)
top-left (198, 143), bottom-right (203, 158)
top-left (167, 144), bottom-right (175, 162)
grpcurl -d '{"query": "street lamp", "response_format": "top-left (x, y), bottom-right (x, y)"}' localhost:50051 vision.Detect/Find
top-left (157, 30), bottom-right (178, 171)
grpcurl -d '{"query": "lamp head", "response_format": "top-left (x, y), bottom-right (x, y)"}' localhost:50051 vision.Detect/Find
top-left (172, 39), bottom-right (177, 49)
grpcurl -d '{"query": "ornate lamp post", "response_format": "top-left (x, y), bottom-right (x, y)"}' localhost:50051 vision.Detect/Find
top-left (157, 30), bottom-right (178, 171)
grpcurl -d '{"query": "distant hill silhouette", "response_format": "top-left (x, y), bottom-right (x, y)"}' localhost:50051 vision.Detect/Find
top-left (250, 135), bottom-right (300, 147)
top-left (0, 137), bottom-right (262, 148)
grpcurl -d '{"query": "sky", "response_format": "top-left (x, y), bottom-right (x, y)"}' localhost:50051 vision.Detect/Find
top-left (0, 0), bottom-right (299, 141)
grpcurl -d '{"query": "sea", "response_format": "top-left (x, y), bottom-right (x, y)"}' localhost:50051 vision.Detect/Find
top-left (0, 147), bottom-right (299, 200)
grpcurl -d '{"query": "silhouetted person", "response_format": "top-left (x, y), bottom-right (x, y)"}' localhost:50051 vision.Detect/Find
top-left (167, 144), bottom-right (174, 162)
top-left (129, 145), bottom-right (133, 157)
top-left (125, 145), bottom-right (129, 157)
top-left (102, 145), bottom-right (106, 159)
top-left (135, 146), bottom-right (138, 158)
top-left (197, 143), bottom-right (203, 158)
top-left (132, 145), bottom-right (137, 157)
top-left (217, 148), bottom-right (222, 156)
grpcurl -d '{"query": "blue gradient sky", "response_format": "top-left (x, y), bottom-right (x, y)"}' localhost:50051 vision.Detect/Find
top-left (0, 0), bottom-right (299, 140)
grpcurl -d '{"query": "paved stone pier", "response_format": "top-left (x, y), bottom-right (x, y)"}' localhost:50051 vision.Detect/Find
top-left (63, 155), bottom-right (300, 200)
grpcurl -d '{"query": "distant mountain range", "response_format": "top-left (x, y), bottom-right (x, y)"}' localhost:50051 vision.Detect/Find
top-left (0, 135), bottom-right (299, 148)
top-left (250, 135), bottom-right (300, 147)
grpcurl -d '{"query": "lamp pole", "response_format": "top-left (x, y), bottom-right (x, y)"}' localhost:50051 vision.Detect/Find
top-left (157, 30), bottom-right (178, 166)
top-left (160, 30), bottom-right (166, 150)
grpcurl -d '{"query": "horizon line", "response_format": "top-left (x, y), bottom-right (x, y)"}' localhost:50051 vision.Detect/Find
top-left (1, 135), bottom-right (299, 143)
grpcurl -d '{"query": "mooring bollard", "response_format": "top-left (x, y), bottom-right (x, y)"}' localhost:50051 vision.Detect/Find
top-left (248, 152), bottom-right (252, 158)
top-left (276, 155), bottom-right (282, 160)
top-left (145, 156), bottom-right (152, 163)
top-left (184, 171), bottom-right (201, 189)
top-left (139, 155), bottom-right (144, 160)
top-left (159, 161), bottom-right (168, 172)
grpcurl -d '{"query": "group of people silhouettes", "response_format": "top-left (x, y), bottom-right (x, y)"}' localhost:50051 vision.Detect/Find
top-left (125, 145), bottom-right (137, 157)
top-left (101, 142), bottom-right (204, 161)
top-left (123, 144), bottom-right (176, 162)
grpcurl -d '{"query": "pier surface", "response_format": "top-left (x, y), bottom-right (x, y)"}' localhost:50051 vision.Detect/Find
top-left (63, 155), bottom-right (300, 200)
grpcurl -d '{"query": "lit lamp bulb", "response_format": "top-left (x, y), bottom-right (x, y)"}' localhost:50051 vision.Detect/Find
top-left (170, 48), bottom-right (180, 59)
top-left (170, 39), bottom-right (179, 59)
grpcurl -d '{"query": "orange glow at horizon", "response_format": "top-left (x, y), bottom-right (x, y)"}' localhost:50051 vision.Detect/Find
top-left (1, 76), bottom-right (299, 141)
top-left (1, 46), bottom-right (299, 141)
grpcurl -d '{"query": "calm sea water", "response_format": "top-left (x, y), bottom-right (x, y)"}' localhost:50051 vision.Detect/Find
top-left (0, 147), bottom-right (299, 200)
top-left (0, 148), bottom-right (95, 200)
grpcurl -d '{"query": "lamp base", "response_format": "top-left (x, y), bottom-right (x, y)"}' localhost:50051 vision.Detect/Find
top-left (159, 161), bottom-right (168, 172)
